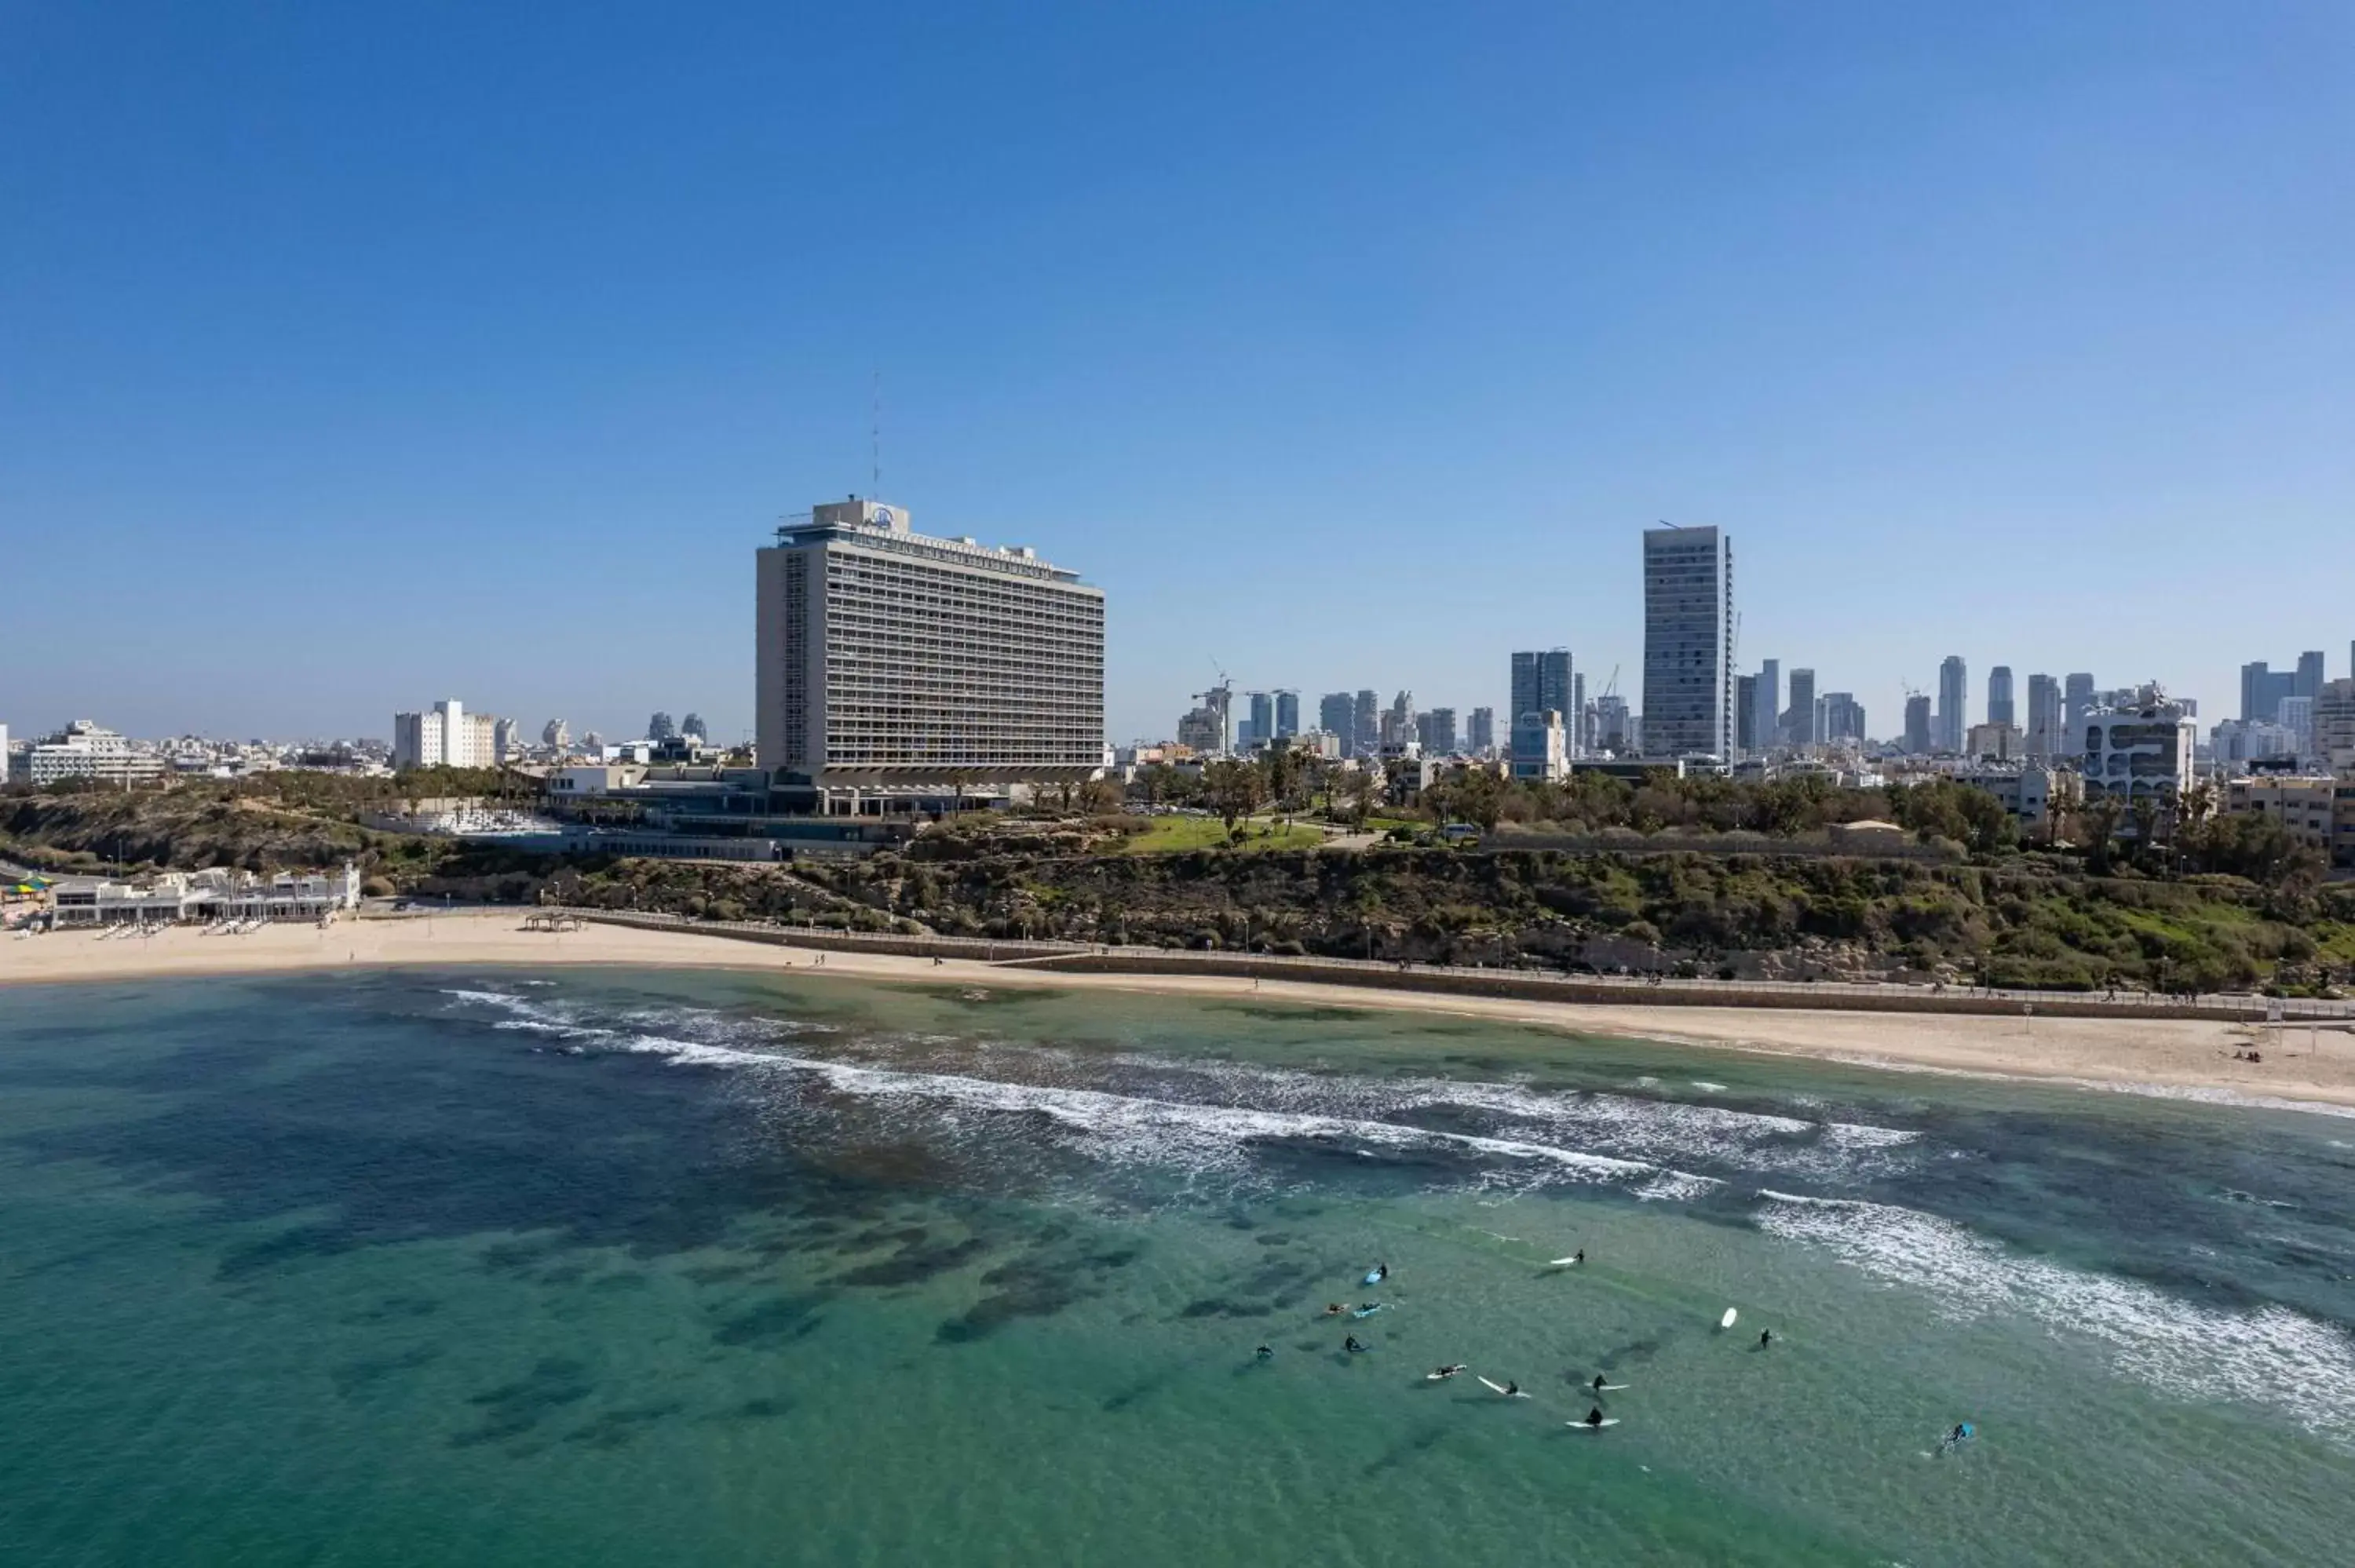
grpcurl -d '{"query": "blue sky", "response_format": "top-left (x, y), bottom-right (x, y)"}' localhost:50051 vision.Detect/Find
top-left (6, 2), bottom-right (2352, 746)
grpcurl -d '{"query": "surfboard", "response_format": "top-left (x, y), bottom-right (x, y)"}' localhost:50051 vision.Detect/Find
top-left (1361, 1270), bottom-right (1384, 1286)
top-left (1426, 1369), bottom-right (1462, 1381)
top-left (1568, 1419), bottom-right (1621, 1430)
top-left (1719, 1307), bottom-right (1738, 1329)
top-left (1547, 1256), bottom-right (1580, 1267)
top-left (1592, 1382), bottom-right (1628, 1391)
top-left (1351, 1304), bottom-right (1387, 1318)
top-left (1477, 1377), bottom-right (1530, 1398)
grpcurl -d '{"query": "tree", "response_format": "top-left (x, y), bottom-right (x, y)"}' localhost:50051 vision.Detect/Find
top-left (1261, 744), bottom-right (1301, 814)
top-left (2081, 794), bottom-right (2125, 873)
top-left (1340, 764), bottom-right (1379, 826)
top-left (1202, 760), bottom-right (1267, 841)
top-left (1455, 766), bottom-right (1505, 834)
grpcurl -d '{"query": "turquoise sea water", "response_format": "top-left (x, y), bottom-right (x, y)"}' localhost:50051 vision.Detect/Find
top-left (3, 969), bottom-right (2353, 1566)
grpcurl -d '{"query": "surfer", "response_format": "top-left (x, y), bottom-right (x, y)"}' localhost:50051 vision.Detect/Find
top-left (1504, 1380), bottom-right (1520, 1397)
top-left (1590, 1373), bottom-right (1608, 1392)
top-left (1758, 1329), bottom-right (1773, 1348)
top-left (1373, 1264), bottom-right (1389, 1282)
top-left (1323, 1304), bottom-right (1345, 1317)
top-left (1573, 1249), bottom-right (1584, 1265)
top-left (1254, 1345), bottom-right (1274, 1360)
top-left (1940, 1421), bottom-right (1974, 1453)
top-left (1345, 1336), bottom-right (1368, 1354)
top-left (1429, 1364), bottom-right (1465, 1380)
top-left (1583, 1406), bottom-right (1606, 1428)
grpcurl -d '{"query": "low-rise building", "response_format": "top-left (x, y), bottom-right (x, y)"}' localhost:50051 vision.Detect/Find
top-left (49, 864), bottom-right (363, 928)
top-left (1827, 819), bottom-right (1911, 853)
top-left (1510, 710), bottom-right (1566, 782)
top-left (2225, 775), bottom-right (2339, 859)
top-left (1952, 760), bottom-right (2079, 824)
top-left (1965, 721), bottom-right (2022, 761)
top-left (27, 720), bottom-right (164, 787)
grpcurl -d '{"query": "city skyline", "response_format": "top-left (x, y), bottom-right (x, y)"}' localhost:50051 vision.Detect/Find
top-left (9, 6), bottom-right (2355, 747)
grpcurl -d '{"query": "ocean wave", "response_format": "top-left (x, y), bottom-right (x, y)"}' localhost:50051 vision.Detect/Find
top-left (1756, 1191), bottom-right (2355, 1443)
top-left (443, 987), bottom-right (1726, 1202)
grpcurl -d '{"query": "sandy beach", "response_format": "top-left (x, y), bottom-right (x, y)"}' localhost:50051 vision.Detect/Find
top-left (6, 912), bottom-right (2349, 1108)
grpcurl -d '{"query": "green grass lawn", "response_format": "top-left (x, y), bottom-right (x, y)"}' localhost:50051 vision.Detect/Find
top-left (1119, 815), bottom-right (1328, 855)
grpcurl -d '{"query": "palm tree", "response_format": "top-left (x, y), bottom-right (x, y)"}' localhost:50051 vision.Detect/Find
top-left (2083, 793), bottom-right (2125, 873)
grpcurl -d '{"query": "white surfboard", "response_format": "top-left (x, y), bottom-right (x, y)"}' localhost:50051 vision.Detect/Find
top-left (1548, 1256), bottom-right (1580, 1267)
top-left (1568, 1419), bottom-right (1621, 1430)
top-left (1719, 1307), bottom-right (1738, 1330)
top-left (1425, 1368), bottom-right (1464, 1381)
top-left (1477, 1377), bottom-right (1530, 1398)
top-left (1592, 1382), bottom-right (1628, 1391)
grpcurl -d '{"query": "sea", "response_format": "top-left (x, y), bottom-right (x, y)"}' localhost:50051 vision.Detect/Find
top-left (2, 967), bottom-right (2353, 1566)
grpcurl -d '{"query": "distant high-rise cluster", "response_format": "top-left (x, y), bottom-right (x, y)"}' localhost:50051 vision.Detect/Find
top-left (1134, 519), bottom-right (2350, 848)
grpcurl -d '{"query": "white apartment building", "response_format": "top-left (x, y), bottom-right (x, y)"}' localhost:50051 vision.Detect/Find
top-left (2080, 686), bottom-right (2197, 820)
top-left (392, 699), bottom-right (500, 770)
top-left (0, 722), bottom-right (9, 784)
top-left (27, 720), bottom-right (164, 787)
top-left (756, 499), bottom-right (1104, 807)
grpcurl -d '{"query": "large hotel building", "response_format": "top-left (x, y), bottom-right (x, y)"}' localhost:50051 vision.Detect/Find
top-left (756, 498), bottom-right (1105, 809)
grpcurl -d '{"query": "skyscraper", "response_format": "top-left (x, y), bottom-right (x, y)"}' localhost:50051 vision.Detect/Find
top-left (2316, 678), bottom-right (2355, 769)
top-left (1987, 666), bottom-right (2014, 729)
top-left (1936, 655), bottom-right (1967, 753)
top-left (1319, 692), bottom-right (1354, 753)
top-left (1353, 690), bottom-right (1379, 758)
top-left (1466, 706), bottom-right (1495, 755)
top-left (1570, 673), bottom-right (1587, 757)
top-left (1510, 650), bottom-right (1573, 727)
top-left (1784, 668), bottom-right (1816, 746)
top-left (2065, 673), bottom-right (2096, 744)
top-left (1816, 692), bottom-right (1865, 743)
top-left (1417, 708), bottom-right (1458, 753)
top-left (1274, 690), bottom-right (1300, 739)
top-left (1735, 674), bottom-right (1758, 753)
top-left (2025, 673), bottom-right (2061, 759)
top-left (1902, 695), bottom-right (1932, 755)
top-left (2242, 662), bottom-right (2296, 723)
top-left (1753, 660), bottom-right (1780, 755)
top-left (2296, 651), bottom-right (2326, 701)
top-left (756, 499), bottom-right (1104, 797)
top-left (1381, 691), bottom-right (1415, 748)
top-left (1593, 694), bottom-right (1631, 753)
top-left (1243, 691), bottom-right (1273, 748)
top-left (1640, 523), bottom-right (1734, 758)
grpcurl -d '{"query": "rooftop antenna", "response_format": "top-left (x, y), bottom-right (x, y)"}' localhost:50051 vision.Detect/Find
top-left (870, 370), bottom-right (882, 498)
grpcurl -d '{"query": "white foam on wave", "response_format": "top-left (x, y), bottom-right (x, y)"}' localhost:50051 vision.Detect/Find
top-left (443, 988), bottom-right (1723, 1200)
top-left (1756, 1191), bottom-right (2355, 1443)
top-left (1083, 1051), bottom-right (1922, 1183)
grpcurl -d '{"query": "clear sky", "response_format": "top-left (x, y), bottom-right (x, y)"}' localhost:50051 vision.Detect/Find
top-left (6, 2), bottom-right (2352, 746)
